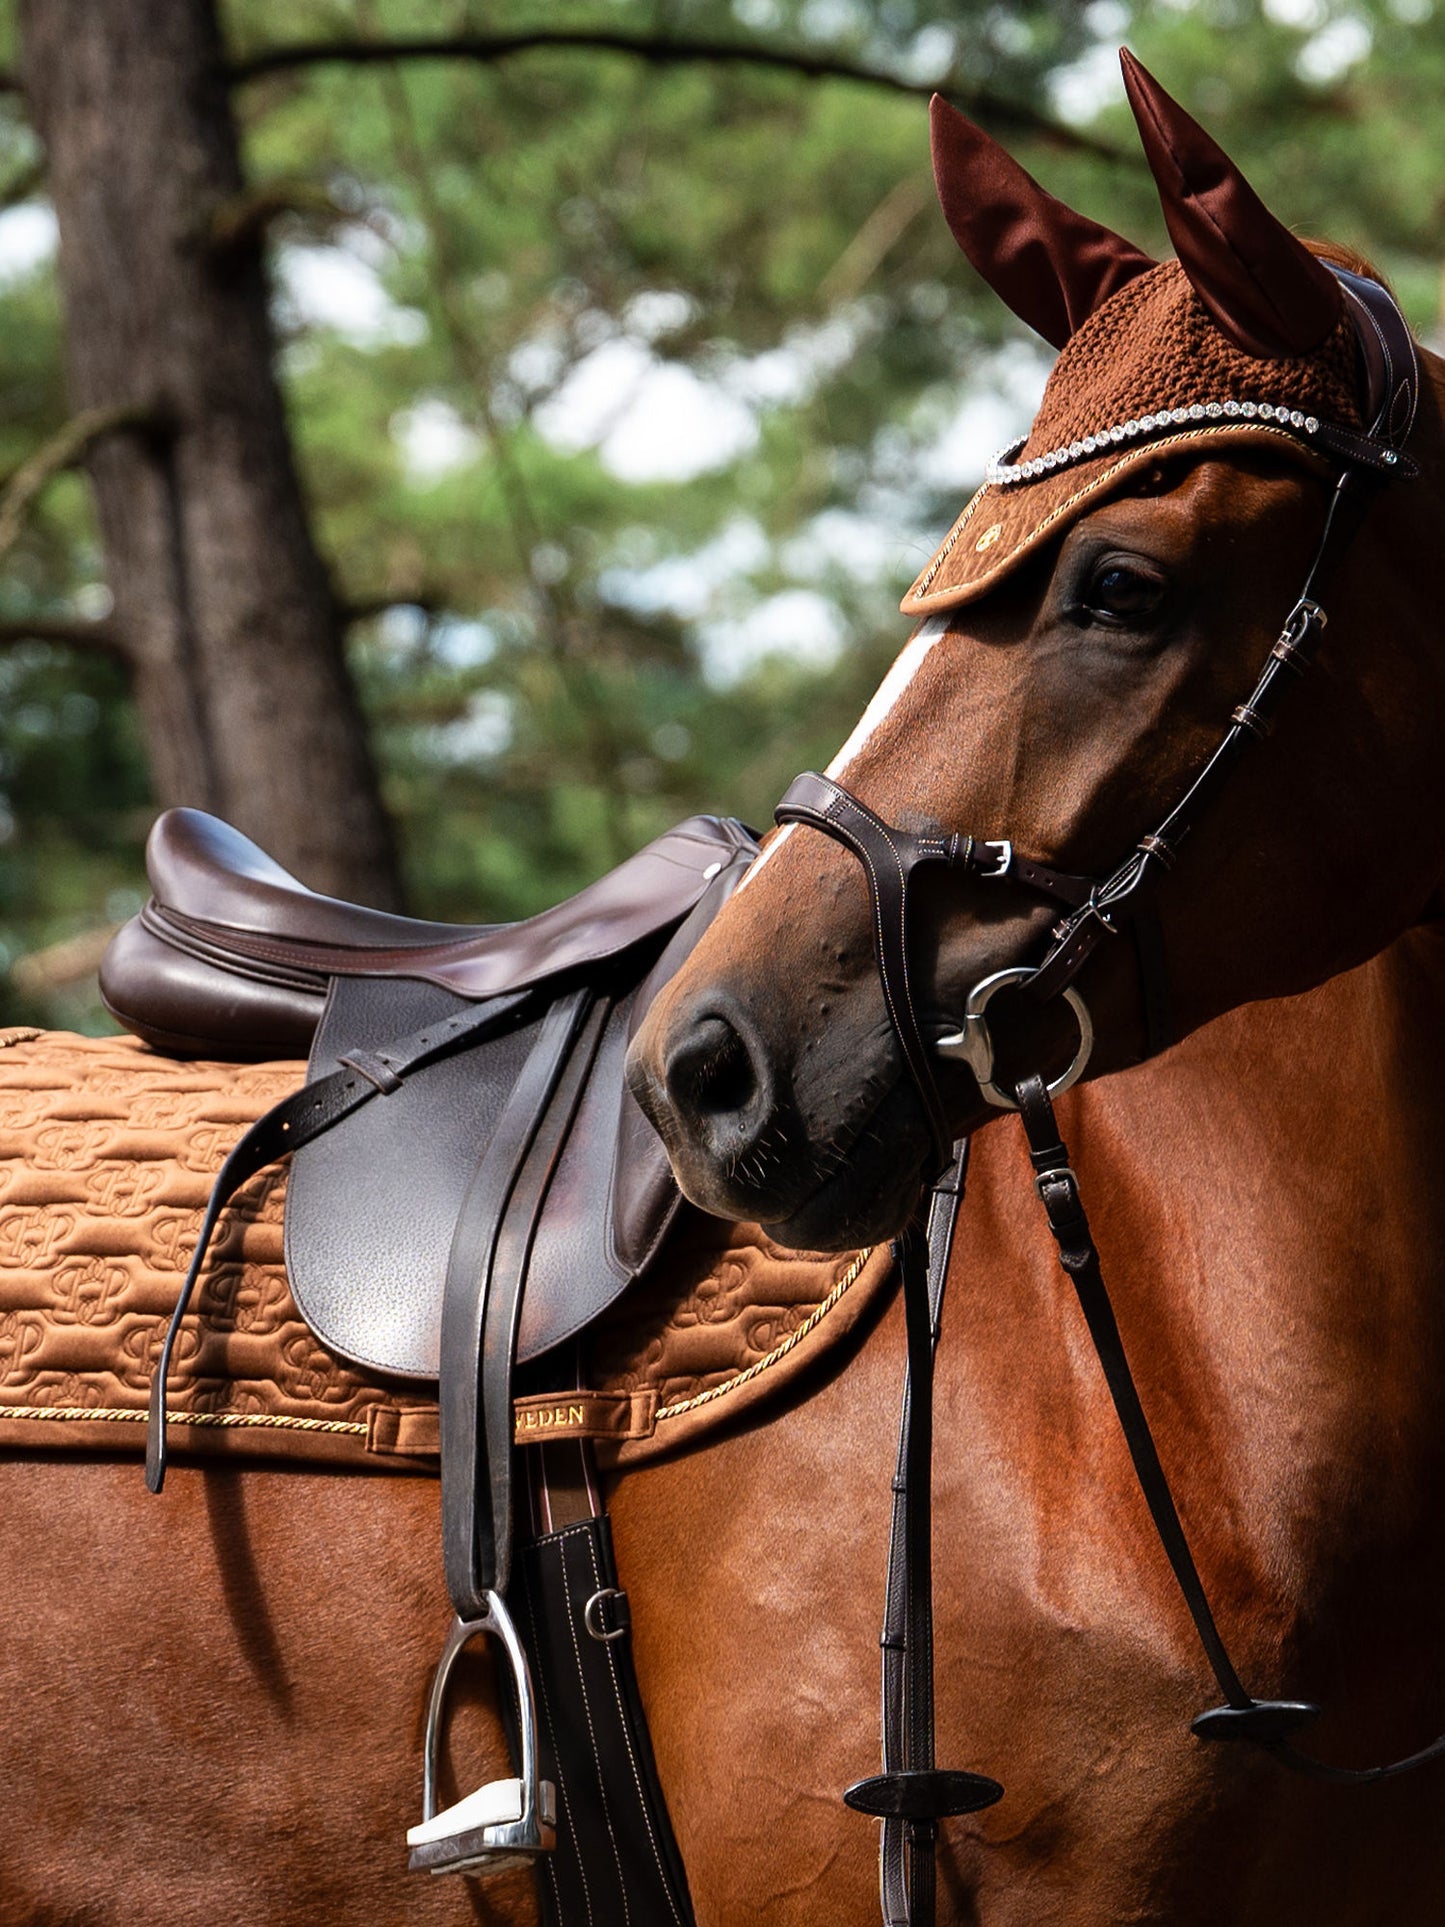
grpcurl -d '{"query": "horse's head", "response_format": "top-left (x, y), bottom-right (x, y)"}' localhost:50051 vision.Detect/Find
top-left (629, 53), bottom-right (1445, 1249)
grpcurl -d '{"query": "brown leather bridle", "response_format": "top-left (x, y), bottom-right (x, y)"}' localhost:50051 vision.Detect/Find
top-left (775, 267), bottom-right (1432, 1927)
top-left (778, 271), bottom-right (1419, 1170)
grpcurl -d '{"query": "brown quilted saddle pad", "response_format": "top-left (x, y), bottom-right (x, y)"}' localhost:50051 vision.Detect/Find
top-left (0, 1029), bottom-right (896, 1472)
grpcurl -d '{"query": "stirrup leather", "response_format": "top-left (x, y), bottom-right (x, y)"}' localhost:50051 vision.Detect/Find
top-left (407, 1595), bottom-right (557, 1875)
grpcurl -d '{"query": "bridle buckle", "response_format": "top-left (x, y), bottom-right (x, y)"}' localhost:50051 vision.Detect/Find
top-left (1034, 1163), bottom-right (1079, 1201)
top-left (1084, 888), bottom-right (1119, 936)
top-left (1287, 596), bottom-right (1328, 640)
top-left (977, 839), bottom-right (1013, 879)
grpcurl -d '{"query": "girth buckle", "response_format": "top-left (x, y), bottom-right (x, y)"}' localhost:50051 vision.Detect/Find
top-left (408, 1595), bottom-right (557, 1876)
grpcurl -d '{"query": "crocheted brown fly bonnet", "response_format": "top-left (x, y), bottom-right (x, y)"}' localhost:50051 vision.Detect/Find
top-left (904, 51), bottom-right (1377, 616)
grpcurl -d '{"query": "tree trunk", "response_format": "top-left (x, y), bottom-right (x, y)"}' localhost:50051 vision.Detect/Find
top-left (19, 0), bottom-right (402, 907)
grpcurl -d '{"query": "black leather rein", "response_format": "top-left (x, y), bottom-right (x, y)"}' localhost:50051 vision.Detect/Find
top-left (776, 268), bottom-right (1436, 1927)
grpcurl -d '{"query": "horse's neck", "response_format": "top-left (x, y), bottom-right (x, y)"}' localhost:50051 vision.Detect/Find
top-left (1140, 923), bottom-right (1445, 1228)
top-left (967, 926), bottom-right (1445, 1273)
top-left (1089, 925), bottom-right (1445, 1349)
top-left (1062, 921), bottom-right (1445, 1242)
top-left (960, 925), bottom-right (1445, 1555)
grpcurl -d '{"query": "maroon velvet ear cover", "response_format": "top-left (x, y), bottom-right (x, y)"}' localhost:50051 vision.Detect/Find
top-left (1119, 49), bottom-right (1341, 359)
top-left (928, 94), bottom-right (1155, 349)
top-left (908, 54), bottom-right (1364, 617)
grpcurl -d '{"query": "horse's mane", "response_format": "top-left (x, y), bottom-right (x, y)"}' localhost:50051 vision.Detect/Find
top-left (1303, 237), bottom-right (1391, 290)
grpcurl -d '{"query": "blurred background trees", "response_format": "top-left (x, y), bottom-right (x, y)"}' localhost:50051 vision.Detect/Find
top-left (0, 0), bottom-right (1439, 1031)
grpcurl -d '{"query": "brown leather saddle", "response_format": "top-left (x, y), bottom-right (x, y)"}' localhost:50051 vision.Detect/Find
top-left (104, 807), bottom-right (755, 1379)
top-left (101, 805), bottom-right (757, 1884)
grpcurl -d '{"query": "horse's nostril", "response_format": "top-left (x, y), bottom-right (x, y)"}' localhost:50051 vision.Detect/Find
top-left (666, 1013), bottom-right (758, 1122)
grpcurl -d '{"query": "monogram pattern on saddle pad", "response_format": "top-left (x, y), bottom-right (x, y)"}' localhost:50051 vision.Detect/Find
top-left (0, 1028), bottom-right (436, 1467)
top-left (0, 1031), bottom-right (894, 1470)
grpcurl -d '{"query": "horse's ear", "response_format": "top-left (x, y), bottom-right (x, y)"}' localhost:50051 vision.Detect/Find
top-left (1120, 49), bottom-right (1341, 358)
top-left (929, 94), bottom-right (1154, 349)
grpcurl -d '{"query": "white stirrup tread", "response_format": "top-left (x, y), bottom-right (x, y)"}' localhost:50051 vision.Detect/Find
top-left (407, 1777), bottom-right (556, 1848)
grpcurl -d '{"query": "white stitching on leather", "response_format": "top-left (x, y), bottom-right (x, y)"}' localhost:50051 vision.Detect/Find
top-left (582, 1531), bottom-right (687, 1927)
top-left (524, 1569), bottom-right (594, 1927)
top-left (558, 1530), bottom-right (632, 1923)
top-left (811, 783), bottom-right (947, 1146)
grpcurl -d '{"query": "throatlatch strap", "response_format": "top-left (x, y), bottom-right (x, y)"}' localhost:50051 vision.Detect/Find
top-left (845, 1145), bottom-right (1002, 1927)
top-left (1015, 1073), bottom-right (1445, 1784)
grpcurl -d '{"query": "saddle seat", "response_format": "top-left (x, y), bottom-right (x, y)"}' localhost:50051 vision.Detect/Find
top-left (140, 806), bottom-right (501, 949)
top-left (101, 806), bottom-right (753, 1058)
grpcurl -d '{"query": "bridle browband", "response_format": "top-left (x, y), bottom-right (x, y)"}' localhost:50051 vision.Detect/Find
top-left (776, 267), bottom-right (1432, 1927)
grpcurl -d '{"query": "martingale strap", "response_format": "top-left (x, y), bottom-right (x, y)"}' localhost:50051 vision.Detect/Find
top-left (842, 1148), bottom-right (1003, 1927)
top-left (1015, 1072), bottom-right (1445, 1786)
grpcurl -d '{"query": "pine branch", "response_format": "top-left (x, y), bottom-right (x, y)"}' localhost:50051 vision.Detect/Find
top-left (0, 403), bottom-right (157, 569)
top-left (0, 615), bottom-right (126, 658)
top-left (227, 30), bottom-right (1120, 159)
top-left (341, 590), bottom-right (444, 624)
top-left (209, 179), bottom-right (355, 255)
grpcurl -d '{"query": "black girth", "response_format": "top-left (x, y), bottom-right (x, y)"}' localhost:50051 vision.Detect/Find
top-left (776, 266), bottom-right (1436, 1927)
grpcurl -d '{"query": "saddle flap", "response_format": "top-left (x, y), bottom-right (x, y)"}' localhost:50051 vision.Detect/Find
top-left (284, 976), bottom-right (538, 1378)
top-left (516, 851), bottom-right (760, 1355)
top-left (281, 831), bottom-right (758, 1381)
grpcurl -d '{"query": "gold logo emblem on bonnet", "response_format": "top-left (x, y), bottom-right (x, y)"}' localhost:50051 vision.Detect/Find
top-left (975, 523), bottom-right (1003, 552)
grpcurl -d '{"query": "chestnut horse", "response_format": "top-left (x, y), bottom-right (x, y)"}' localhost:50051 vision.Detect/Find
top-left (5, 54), bottom-right (1445, 1927)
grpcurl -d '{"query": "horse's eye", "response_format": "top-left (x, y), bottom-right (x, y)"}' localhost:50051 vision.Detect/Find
top-left (1081, 560), bottom-right (1166, 626)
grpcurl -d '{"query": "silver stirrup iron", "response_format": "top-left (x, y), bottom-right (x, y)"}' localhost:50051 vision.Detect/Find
top-left (936, 965), bottom-right (1093, 1111)
top-left (407, 1593), bottom-right (557, 1876)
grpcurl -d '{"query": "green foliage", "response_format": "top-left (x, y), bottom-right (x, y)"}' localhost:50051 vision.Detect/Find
top-left (3, 0), bottom-right (1445, 1025)
top-left (225, 0), bottom-right (1093, 923)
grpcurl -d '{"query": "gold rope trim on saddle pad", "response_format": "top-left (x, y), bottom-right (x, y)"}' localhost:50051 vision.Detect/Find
top-left (0, 1032), bottom-right (898, 1473)
top-left (656, 1245), bottom-right (872, 1418)
top-left (0, 1403), bottom-right (368, 1437)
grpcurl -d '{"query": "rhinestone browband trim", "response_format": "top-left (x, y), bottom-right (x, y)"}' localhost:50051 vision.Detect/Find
top-left (985, 399), bottom-right (1328, 486)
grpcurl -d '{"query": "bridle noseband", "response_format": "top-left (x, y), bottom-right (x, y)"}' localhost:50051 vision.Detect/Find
top-left (775, 269), bottom-right (1433, 1927)
top-left (772, 771), bottom-right (1100, 1161)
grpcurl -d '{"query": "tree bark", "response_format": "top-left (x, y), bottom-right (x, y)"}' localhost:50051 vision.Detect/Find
top-left (19, 0), bottom-right (402, 906)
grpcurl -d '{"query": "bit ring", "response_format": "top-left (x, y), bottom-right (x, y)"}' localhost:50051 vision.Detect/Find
top-left (936, 966), bottom-right (1094, 1112)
